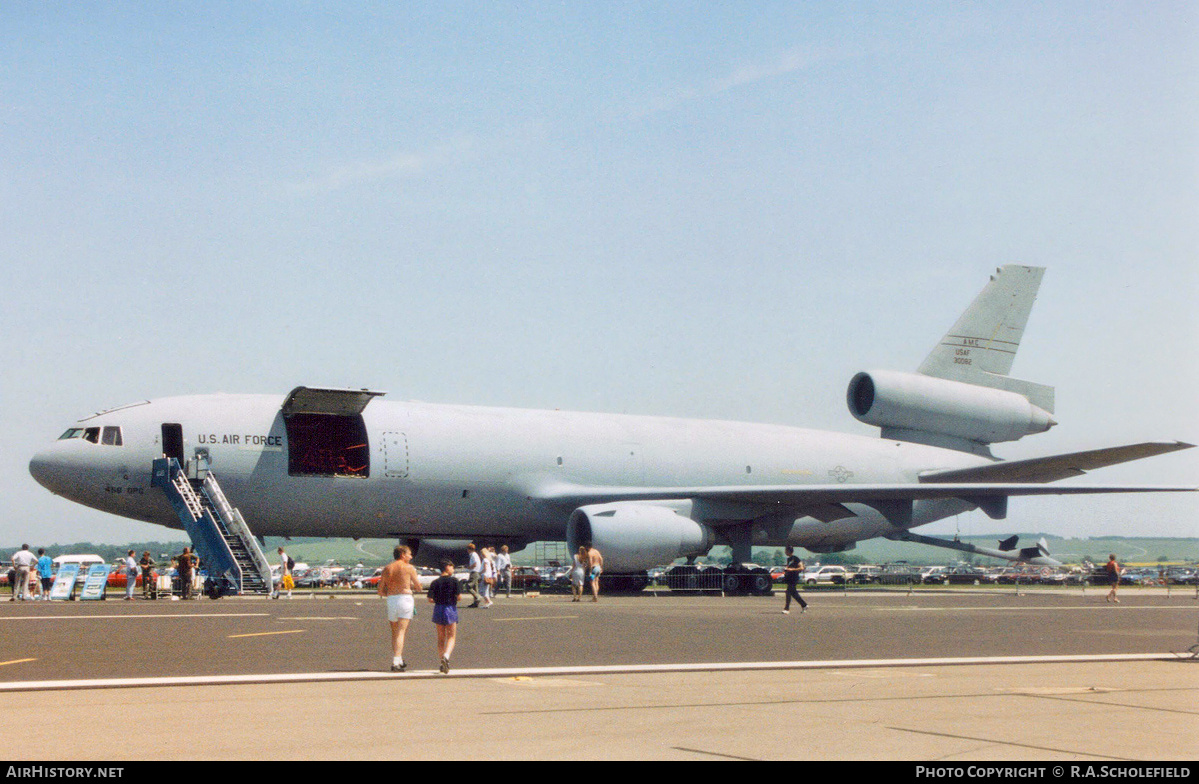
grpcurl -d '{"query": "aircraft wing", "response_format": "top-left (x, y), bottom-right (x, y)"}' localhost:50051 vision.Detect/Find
top-left (533, 441), bottom-right (1195, 524)
top-left (918, 441), bottom-right (1194, 484)
top-left (534, 480), bottom-right (1196, 510)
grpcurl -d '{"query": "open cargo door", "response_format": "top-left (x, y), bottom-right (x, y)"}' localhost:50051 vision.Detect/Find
top-left (282, 386), bottom-right (386, 478)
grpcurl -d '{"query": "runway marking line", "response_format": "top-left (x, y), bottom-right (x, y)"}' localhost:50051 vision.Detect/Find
top-left (0, 613), bottom-right (270, 621)
top-left (874, 605), bottom-right (1190, 612)
top-left (229, 630), bottom-right (305, 639)
top-left (491, 616), bottom-right (579, 622)
top-left (0, 659), bottom-right (36, 668)
top-left (0, 652), bottom-right (1184, 693)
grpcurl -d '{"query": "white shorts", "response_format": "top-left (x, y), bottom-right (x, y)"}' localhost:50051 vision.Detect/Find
top-left (386, 594), bottom-right (415, 622)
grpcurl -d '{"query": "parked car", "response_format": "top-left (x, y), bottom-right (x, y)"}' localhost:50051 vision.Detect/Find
top-left (944, 566), bottom-right (991, 585)
top-left (1060, 569), bottom-right (1091, 586)
top-left (538, 566), bottom-right (564, 584)
top-left (1120, 569), bottom-right (1156, 586)
top-left (876, 563), bottom-right (921, 585)
top-left (510, 566), bottom-right (542, 590)
top-left (994, 568), bottom-right (1039, 585)
top-left (343, 566), bottom-right (374, 588)
top-left (106, 562), bottom-right (140, 588)
top-left (1038, 568), bottom-right (1071, 586)
top-left (919, 566), bottom-right (948, 585)
top-left (296, 567), bottom-right (337, 588)
top-left (802, 565), bottom-right (848, 585)
top-left (849, 565), bottom-right (881, 584)
top-left (1166, 567), bottom-right (1198, 585)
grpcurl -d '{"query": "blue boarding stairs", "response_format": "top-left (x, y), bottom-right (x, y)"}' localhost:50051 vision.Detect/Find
top-left (151, 457), bottom-right (273, 597)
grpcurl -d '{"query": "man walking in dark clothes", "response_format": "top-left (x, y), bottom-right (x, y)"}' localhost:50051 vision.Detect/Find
top-left (428, 560), bottom-right (462, 674)
top-left (782, 546), bottom-right (807, 614)
top-left (177, 547), bottom-right (197, 600)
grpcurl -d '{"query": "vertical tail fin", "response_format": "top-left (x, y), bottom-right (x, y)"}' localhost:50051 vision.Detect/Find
top-left (918, 265), bottom-right (1055, 413)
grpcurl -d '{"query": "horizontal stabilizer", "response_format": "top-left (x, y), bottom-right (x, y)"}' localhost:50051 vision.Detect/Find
top-left (896, 531), bottom-right (1061, 566)
top-left (919, 441), bottom-right (1194, 484)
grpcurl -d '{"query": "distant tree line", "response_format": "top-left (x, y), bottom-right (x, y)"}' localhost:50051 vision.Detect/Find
top-left (0, 541), bottom-right (190, 562)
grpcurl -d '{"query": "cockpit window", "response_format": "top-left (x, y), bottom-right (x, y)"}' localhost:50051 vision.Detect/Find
top-left (69, 426), bottom-right (123, 445)
top-left (58, 426), bottom-right (124, 445)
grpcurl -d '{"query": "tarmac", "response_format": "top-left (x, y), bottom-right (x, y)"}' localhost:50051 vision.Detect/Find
top-left (1, 586), bottom-right (1196, 761)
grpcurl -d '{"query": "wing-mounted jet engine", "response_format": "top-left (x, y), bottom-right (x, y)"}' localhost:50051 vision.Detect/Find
top-left (566, 502), bottom-right (714, 573)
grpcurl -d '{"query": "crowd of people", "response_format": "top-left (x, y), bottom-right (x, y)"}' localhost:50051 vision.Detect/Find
top-left (7, 539), bottom-right (607, 608)
top-left (567, 544), bottom-right (604, 602)
top-left (375, 541), bottom-right (605, 674)
top-left (5, 545), bottom-right (202, 601)
top-left (460, 542), bottom-right (515, 607)
top-left (6, 545), bottom-right (52, 601)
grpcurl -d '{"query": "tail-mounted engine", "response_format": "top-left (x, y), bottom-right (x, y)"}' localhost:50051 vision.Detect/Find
top-left (848, 369), bottom-right (1055, 448)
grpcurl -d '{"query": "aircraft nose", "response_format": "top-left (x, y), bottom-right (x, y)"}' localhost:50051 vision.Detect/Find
top-left (30, 450), bottom-right (53, 490)
top-left (29, 448), bottom-right (68, 494)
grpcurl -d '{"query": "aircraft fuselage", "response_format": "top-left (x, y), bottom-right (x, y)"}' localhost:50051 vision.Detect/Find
top-left (29, 393), bottom-right (987, 553)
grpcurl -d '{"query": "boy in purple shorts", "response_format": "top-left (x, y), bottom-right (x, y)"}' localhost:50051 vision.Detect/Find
top-left (427, 560), bottom-right (461, 673)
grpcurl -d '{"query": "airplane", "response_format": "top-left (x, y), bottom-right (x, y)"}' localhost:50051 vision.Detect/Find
top-left (28, 265), bottom-right (1194, 592)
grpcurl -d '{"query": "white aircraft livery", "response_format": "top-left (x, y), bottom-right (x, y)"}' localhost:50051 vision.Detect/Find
top-left (29, 266), bottom-right (1193, 589)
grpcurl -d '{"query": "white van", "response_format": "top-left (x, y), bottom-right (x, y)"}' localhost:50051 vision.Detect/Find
top-left (52, 554), bottom-right (105, 570)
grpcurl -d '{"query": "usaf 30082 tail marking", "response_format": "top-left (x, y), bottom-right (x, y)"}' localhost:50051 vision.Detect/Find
top-left (28, 267), bottom-right (1194, 575)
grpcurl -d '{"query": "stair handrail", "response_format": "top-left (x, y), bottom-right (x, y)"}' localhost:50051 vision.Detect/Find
top-left (152, 457), bottom-right (243, 594)
top-left (170, 472), bottom-right (205, 520)
top-left (201, 472), bottom-right (273, 592)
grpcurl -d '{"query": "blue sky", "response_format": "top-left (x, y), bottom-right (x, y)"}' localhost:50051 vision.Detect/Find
top-left (2, 2), bottom-right (1195, 546)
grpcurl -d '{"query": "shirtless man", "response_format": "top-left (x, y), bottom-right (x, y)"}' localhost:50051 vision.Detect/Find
top-left (378, 545), bottom-right (422, 672)
top-left (586, 544), bottom-right (604, 602)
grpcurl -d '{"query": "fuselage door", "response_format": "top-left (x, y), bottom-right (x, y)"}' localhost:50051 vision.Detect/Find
top-left (162, 423), bottom-right (185, 463)
top-left (281, 386), bottom-right (386, 416)
top-left (280, 386), bottom-right (386, 478)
